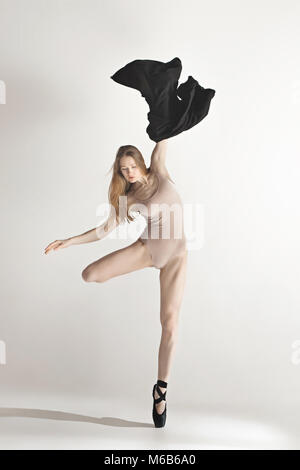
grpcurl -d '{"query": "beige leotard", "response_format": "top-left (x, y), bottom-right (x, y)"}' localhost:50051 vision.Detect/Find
top-left (128, 168), bottom-right (187, 269)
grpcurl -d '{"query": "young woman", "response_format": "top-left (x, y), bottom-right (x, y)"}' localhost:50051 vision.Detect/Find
top-left (44, 139), bottom-right (188, 428)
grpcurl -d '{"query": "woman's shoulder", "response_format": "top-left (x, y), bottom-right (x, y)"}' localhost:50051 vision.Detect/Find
top-left (148, 165), bottom-right (167, 181)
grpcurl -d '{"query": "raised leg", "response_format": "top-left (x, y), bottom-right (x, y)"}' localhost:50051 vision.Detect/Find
top-left (81, 238), bottom-right (154, 283)
top-left (154, 250), bottom-right (188, 413)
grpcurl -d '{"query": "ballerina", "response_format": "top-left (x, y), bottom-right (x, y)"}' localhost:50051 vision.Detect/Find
top-left (45, 57), bottom-right (215, 428)
top-left (44, 140), bottom-right (187, 428)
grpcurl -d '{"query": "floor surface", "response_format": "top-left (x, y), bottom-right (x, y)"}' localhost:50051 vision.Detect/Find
top-left (0, 393), bottom-right (299, 450)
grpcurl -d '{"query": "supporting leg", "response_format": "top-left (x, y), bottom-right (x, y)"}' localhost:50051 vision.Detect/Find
top-left (154, 250), bottom-right (188, 413)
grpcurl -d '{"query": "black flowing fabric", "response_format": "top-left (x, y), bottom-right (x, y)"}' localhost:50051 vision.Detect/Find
top-left (110, 57), bottom-right (216, 142)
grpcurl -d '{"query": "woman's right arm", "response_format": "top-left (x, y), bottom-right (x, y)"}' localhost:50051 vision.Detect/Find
top-left (44, 211), bottom-right (120, 254)
top-left (71, 226), bottom-right (101, 245)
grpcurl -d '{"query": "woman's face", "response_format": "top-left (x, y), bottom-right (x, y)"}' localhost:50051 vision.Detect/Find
top-left (120, 156), bottom-right (143, 183)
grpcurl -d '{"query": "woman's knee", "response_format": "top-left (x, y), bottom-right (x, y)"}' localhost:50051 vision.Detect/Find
top-left (82, 267), bottom-right (93, 282)
top-left (160, 311), bottom-right (179, 334)
top-left (81, 266), bottom-right (107, 283)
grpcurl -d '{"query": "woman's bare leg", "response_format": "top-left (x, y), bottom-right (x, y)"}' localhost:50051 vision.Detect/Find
top-left (81, 238), bottom-right (153, 282)
top-left (154, 250), bottom-right (188, 413)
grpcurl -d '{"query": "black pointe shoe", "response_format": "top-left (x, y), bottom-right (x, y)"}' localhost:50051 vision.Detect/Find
top-left (152, 379), bottom-right (168, 428)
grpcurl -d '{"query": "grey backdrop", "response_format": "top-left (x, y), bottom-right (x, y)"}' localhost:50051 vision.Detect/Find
top-left (1, 0), bottom-right (300, 449)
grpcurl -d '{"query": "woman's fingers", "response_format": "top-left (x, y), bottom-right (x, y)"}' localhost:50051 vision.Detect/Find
top-left (54, 242), bottom-right (62, 250)
top-left (44, 240), bottom-right (60, 254)
top-left (45, 240), bottom-right (57, 249)
top-left (44, 239), bottom-right (71, 254)
top-left (45, 241), bottom-right (56, 251)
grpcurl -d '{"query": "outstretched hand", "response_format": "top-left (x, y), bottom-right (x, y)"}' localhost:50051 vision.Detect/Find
top-left (44, 238), bottom-right (73, 255)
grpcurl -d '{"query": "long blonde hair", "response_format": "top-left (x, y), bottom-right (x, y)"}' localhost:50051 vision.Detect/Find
top-left (106, 145), bottom-right (148, 225)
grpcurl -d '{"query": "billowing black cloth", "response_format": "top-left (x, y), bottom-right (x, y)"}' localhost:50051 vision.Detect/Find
top-left (110, 57), bottom-right (216, 142)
